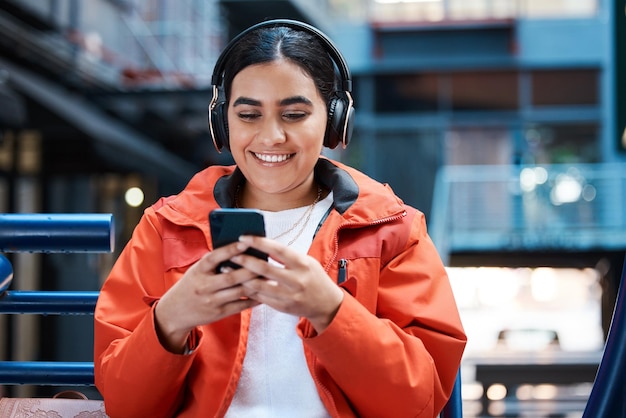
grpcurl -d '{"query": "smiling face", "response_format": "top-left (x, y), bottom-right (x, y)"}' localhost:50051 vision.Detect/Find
top-left (227, 59), bottom-right (328, 210)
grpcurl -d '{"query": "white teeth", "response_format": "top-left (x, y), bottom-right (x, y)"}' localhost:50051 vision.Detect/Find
top-left (254, 153), bottom-right (292, 163)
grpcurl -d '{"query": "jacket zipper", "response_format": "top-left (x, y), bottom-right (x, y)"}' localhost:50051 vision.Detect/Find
top-left (324, 211), bottom-right (407, 273)
top-left (314, 210), bottom-right (407, 415)
top-left (311, 356), bottom-right (341, 417)
top-left (337, 258), bottom-right (347, 284)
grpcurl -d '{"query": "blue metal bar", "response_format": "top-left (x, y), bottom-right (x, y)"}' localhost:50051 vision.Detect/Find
top-left (440, 369), bottom-right (463, 418)
top-left (0, 361), bottom-right (94, 386)
top-left (582, 255), bottom-right (626, 417)
top-left (0, 213), bottom-right (114, 253)
top-left (0, 291), bottom-right (99, 314)
top-left (0, 253), bottom-right (12, 293)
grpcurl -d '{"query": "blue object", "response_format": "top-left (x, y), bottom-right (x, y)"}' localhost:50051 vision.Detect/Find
top-left (0, 213), bottom-right (114, 253)
top-left (0, 290), bottom-right (99, 386)
top-left (0, 361), bottom-right (94, 386)
top-left (0, 213), bottom-right (111, 388)
top-left (0, 290), bottom-right (99, 314)
top-left (582, 255), bottom-right (626, 418)
top-left (0, 254), bottom-right (12, 293)
top-left (440, 370), bottom-right (463, 418)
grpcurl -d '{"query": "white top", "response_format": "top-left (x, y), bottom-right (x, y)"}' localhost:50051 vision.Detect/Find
top-left (225, 192), bottom-right (334, 418)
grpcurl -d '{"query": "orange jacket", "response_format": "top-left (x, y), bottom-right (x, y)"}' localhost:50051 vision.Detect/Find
top-left (94, 158), bottom-right (466, 418)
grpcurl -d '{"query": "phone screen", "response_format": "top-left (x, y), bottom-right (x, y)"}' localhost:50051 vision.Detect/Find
top-left (209, 208), bottom-right (267, 270)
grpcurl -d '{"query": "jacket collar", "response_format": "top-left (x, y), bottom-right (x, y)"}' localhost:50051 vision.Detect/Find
top-left (156, 157), bottom-right (405, 228)
top-left (212, 158), bottom-right (362, 214)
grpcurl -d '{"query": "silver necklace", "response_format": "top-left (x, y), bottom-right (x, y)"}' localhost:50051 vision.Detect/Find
top-left (235, 185), bottom-right (323, 246)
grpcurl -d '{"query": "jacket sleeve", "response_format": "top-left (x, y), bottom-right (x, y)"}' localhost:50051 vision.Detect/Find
top-left (300, 212), bottom-right (467, 418)
top-left (93, 209), bottom-right (197, 418)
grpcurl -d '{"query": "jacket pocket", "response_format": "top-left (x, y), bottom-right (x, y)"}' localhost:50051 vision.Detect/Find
top-left (338, 258), bottom-right (358, 297)
top-left (336, 257), bottom-right (380, 313)
top-left (162, 224), bottom-right (208, 271)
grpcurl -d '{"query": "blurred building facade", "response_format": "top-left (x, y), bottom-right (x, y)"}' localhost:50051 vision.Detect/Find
top-left (1, 0), bottom-right (625, 415)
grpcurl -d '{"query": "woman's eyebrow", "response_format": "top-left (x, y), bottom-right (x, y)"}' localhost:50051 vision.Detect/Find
top-left (232, 96), bottom-right (313, 107)
top-left (232, 97), bottom-right (261, 106)
top-left (280, 96), bottom-right (313, 106)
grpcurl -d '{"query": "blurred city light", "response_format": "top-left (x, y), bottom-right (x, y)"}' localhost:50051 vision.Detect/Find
top-left (551, 173), bottom-right (583, 205)
top-left (486, 384), bottom-right (507, 401)
top-left (124, 186), bottom-right (144, 207)
top-left (520, 167), bottom-right (548, 193)
top-left (530, 267), bottom-right (558, 302)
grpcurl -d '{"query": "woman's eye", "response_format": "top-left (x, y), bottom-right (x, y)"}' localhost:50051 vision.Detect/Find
top-left (283, 112), bottom-right (307, 121)
top-left (238, 112), bottom-right (260, 121)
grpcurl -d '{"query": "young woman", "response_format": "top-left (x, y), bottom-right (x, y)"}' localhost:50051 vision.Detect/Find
top-left (94, 20), bottom-right (466, 418)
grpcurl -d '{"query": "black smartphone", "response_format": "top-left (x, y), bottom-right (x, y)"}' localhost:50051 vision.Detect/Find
top-left (209, 208), bottom-right (268, 271)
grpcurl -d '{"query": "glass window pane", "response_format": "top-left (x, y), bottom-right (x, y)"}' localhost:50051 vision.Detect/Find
top-left (523, 123), bottom-right (600, 164)
top-left (523, 0), bottom-right (599, 18)
top-left (445, 127), bottom-right (512, 165)
top-left (451, 70), bottom-right (518, 111)
top-left (374, 73), bottom-right (439, 113)
top-left (532, 69), bottom-right (599, 106)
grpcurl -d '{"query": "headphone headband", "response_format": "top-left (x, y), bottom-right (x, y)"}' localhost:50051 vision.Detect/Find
top-left (210, 19), bottom-right (352, 92)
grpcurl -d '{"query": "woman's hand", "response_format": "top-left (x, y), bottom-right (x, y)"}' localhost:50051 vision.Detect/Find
top-left (231, 235), bottom-right (344, 334)
top-left (154, 241), bottom-right (260, 353)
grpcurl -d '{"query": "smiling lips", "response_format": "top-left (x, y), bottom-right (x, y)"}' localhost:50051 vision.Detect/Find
top-left (253, 152), bottom-right (294, 163)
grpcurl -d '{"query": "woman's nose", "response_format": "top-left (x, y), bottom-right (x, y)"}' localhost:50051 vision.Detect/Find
top-left (258, 118), bottom-right (286, 145)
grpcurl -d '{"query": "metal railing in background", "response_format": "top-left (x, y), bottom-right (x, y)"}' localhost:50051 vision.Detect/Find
top-left (0, 213), bottom-right (114, 253)
top-left (0, 0), bottom-right (225, 90)
top-left (582, 256), bottom-right (626, 417)
top-left (0, 254), bottom-right (12, 294)
top-left (430, 162), bottom-right (626, 263)
top-left (0, 213), bottom-right (114, 386)
top-left (366, 0), bottom-right (599, 23)
top-left (0, 6), bottom-right (119, 90)
top-left (440, 370), bottom-right (463, 418)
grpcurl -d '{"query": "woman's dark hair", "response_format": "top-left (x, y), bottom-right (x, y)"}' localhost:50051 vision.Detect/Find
top-left (222, 26), bottom-right (337, 107)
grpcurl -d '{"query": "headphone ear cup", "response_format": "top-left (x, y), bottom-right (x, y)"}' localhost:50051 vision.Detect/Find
top-left (325, 94), bottom-right (354, 149)
top-left (343, 105), bottom-right (355, 148)
top-left (210, 101), bottom-right (230, 151)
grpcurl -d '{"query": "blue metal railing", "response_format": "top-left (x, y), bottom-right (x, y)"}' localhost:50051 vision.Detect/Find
top-left (582, 256), bottom-right (626, 417)
top-left (0, 254), bottom-right (12, 294)
top-left (0, 362), bottom-right (95, 386)
top-left (0, 291), bottom-right (99, 315)
top-left (0, 213), bottom-right (114, 386)
top-left (440, 370), bottom-right (462, 418)
top-left (0, 213), bottom-right (114, 253)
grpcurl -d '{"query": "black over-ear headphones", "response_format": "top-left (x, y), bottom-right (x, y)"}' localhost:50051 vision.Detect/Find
top-left (208, 19), bottom-right (354, 152)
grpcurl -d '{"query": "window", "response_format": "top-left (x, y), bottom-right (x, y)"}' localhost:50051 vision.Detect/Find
top-left (374, 73), bottom-right (439, 113)
top-left (532, 69), bottom-right (598, 106)
top-left (450, 70), bottom-right (518, 111)
top-left (524, 123), bottom-right (600, 164)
